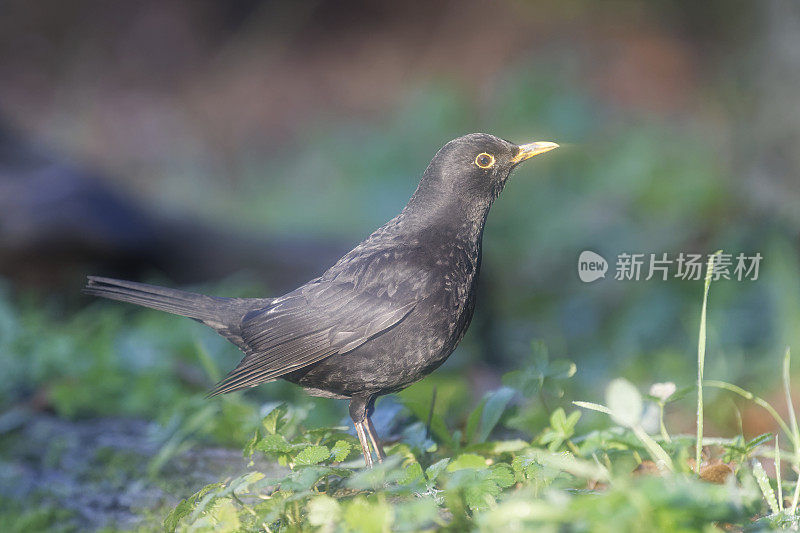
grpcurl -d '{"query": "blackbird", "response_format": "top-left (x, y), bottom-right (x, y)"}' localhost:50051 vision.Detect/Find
top-left (84, 133), bottom-right (558, 466)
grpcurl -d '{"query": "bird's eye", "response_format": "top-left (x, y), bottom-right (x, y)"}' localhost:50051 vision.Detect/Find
top-left (475, 153), bottom-right (495, 169)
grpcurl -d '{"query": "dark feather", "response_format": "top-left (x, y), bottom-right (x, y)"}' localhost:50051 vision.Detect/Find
top-left (208, 276), bottom-right (417, 395)
top-left (83, 276), bottom-right (270, 350)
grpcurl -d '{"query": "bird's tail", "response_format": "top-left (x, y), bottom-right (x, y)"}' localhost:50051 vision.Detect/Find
top-left (84, 276), bottom-right (230, 322)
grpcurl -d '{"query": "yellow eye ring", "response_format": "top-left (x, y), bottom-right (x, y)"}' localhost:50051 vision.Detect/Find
top-left (475, 153), bottom-right (495, 169)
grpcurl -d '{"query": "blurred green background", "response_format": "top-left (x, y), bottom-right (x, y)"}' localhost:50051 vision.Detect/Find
top-left (0, 0), bottom-right (799, 529)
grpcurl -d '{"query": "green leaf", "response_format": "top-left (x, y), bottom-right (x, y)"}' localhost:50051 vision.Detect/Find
top-left (425, 458), bottom-right (450, 483)
top-left (488, 464), bottom-right (515, 488)
top-left (464, 484), bottom-right (498, 511)
top-left (252, 488), bottom-right (291, 525)
top-left (551, 408), bottom-right (580, 435)
top-left (243, 430), bottom-right (259, 458)
top-left (343, 497), bottom-right (393, 533)
top-left (280, 465), bottom-right (348, 491)
top-left (465, 398), bottom-right (486, 444)
top-left (399, 461), bottom-right (424, 485)
top-left (256, 433), bottom-right (293, 454)
top-left (262, 403), bottom-right (288, 434)
top-left (164, 499), bottom-right (192, 533)
top-left (477, 387), bottom-right (515, 443)
top-left (511, 455), bottom-right (543, 481)
top-left (164, 482), bottom-right (225, 532)
top-left (550, 407), bottom-right (568, 433)
top-left (307, 495), bottom-right (340, 527)
top-left (447, 469), bottom-right (502, 511)
top-left (204, 498), bottom-right (240, 532)
top-left (746, 433), bottom-right (773, 452)
top-left (330, 440), bottom-right (352, 462)
top-left (545, 358), bottom-right (577, 380)
top-left (502, 368), bottom-right (541, 397)
top-left (514, 449), bottom-right (609, 481)
top-left (294, 445), bottom-right (330, 466)
top-left (447, 453), bottom-right (488, 471)
top-left (346, 456), bottom-right (404, 490)
top-left (606, 378), bottom-right (643, 427)
top-left (538, 430), bottom-right (562, 451)
top-left (540, 408), bottom-right (581, 451)
top-left (393, 497), bottom-right (440, 531)
top-left (530, 340), bottom-right (549, 369)
top-left (490, 439), bottom-right (528, 454)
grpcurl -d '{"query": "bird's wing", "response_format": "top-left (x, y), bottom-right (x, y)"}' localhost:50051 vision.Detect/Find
top-left (207, 275), bottom-right (421, 396)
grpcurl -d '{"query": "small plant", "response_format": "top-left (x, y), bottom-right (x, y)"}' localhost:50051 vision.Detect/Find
top-left (163, 252), bottom-right (800, 531)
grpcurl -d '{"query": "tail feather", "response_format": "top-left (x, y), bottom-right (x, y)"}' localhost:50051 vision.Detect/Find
top-left (85, 276), bottom-right (235, 322)
top-left (85, 276), bottom-right (275, 395)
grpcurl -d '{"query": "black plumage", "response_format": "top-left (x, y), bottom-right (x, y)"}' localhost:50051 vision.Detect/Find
top-left (84, 133), bottom-right (558, 466)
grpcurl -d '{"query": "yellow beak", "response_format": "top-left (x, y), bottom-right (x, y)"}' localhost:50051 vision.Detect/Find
top-left (510, 141), bottom-right (559, 164)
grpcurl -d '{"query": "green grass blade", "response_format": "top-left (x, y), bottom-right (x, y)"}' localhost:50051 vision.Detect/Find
top-left (783, 348), bottom-right (799, 451)
top-left (753, 458), bottom-right (780, 515)
top-left (572, 401), bottom-right (612, 415)
top-left (785, 347), bottom-right (800, 516)
top-left (776, 434), bottom-right (784, 512)
top-left (632, 426), bottom-right (675, 472)
top-left (704, 380), bottom-right (793, 443)
top-left (696, 250), bottom-right (721, 474)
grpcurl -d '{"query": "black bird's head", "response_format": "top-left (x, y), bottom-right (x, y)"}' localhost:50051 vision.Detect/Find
top-left (407, 133), bottom-right (558, 222)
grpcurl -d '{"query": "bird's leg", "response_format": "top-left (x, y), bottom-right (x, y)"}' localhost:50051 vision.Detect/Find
top-left (354, 421), bottom-right (374, 468)
top-left (365, 397), bottom-right (386, 462)
top-left (350, 396), bottom-right (375, 467)
top-left (365, 416), bottom-right (386, 462)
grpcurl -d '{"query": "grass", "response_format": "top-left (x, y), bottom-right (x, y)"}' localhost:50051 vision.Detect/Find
top-left (1, 249), bottom-right (799, 531)
top-left (696, 251), bottom-right (721, 473)
top-left (1, 251), bottom-right (799, 530)
top-left (160, 258), bottom-right (800, 531)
